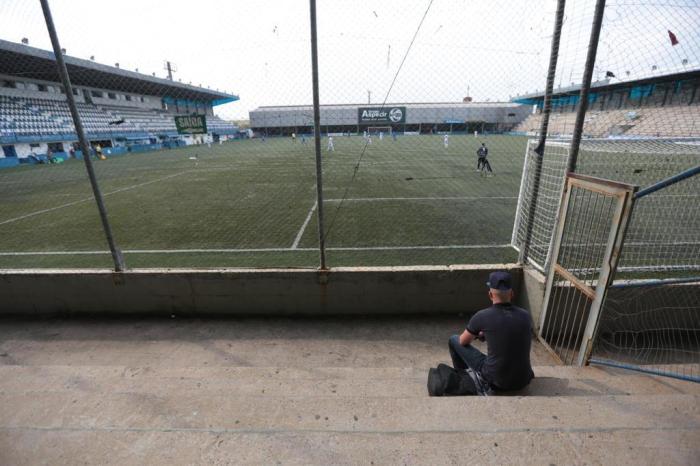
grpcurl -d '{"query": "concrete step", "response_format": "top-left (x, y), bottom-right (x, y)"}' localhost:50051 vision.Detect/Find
top-left (2, 391), bottom-right (698, 432)
top-left (1, 427), bottom-right (698, 466)
top-left (0, 365), bottom-right (698, 397)
top-left (2, 367), bottom-right (698, 465)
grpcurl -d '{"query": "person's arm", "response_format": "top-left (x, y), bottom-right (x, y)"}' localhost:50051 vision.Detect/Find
top-left (458, 328), bottom-right (477, 346)
top-left (459, 311), bottom-right (485, 346)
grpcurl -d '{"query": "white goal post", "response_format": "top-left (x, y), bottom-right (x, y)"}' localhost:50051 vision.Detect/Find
top-left (367, 126), bottom-right (392, 136)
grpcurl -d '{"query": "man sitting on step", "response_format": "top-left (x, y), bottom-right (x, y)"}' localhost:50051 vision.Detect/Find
top-left (448, 271), bottom-right (534, 393)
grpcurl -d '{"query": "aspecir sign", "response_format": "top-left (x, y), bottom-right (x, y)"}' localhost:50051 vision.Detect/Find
top-left (358, 106), bottom-right (406, 124)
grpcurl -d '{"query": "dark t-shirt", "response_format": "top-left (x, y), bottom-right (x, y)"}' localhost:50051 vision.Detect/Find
top-left (466, 302), bottom-right (534, 390)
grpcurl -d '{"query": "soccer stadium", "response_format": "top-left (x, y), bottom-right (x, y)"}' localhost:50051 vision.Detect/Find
top-left (1, 0), bottom-right (699, 463)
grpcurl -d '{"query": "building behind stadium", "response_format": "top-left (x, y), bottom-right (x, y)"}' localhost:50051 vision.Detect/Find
top-left (0, 39), bottom-right (239, 165)
top-left (249, 102), bottom-right (532, 137)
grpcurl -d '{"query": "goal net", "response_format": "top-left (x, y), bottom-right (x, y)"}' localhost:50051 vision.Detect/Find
top-left (513, 137), bottom-right (700, 275)
top-left (367, 126), bottom-right (392, 136)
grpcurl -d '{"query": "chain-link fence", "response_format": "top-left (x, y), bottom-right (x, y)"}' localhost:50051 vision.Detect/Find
top-left (0, 0), bottom-right (698, 271)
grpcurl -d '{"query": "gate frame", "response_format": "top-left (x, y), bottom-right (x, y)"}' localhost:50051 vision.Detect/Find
top-left (538, 173), bottom-right (637, 366)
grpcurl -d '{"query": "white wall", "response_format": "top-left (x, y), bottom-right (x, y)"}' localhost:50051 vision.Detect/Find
top-left (14, 142), bottom-right (47, 158)
top-left (10, 142), bottom-right (72, 158)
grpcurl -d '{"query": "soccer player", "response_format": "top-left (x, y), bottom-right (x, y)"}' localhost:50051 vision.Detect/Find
top-left (443, 134), bottom-right (449, 149)
top-left (392, 131), bottom-right (398, 142)
top-left (477, 142), bottom-right (493, 176)
top-left (292, 132), bottom-right (296, 143)
top-left (301, 134), bottom-right (307, 144)
top-left (327, 136), bottom-right (335, 152)
top-left (379, 131), bottom-right (384, 141)
top-left (94, 143), bottom-right (105, 160)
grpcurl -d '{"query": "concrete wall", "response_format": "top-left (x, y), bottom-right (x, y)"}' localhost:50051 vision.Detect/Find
top-left (0, 265), bottom-right (522, 317)
top-left (517, 267), bottom-right (547, 331)
top-left (14, 142), bottom-right (49, 157)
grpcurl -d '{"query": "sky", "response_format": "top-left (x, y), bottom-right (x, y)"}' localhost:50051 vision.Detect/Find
top-left (1, 0), bottom-right (698, 120)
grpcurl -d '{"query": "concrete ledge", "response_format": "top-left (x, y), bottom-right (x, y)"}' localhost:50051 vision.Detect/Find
top-left (0, 264), bottom-right (522, 316)
top-left (518, 266), bottom-right (546, 330)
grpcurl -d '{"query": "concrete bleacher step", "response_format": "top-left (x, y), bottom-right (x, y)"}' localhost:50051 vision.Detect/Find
top-left (2, 389), bottom-right (697, 432)
top-left (1, 365), bottom-right (698, 463)
top-left (0, 365), bottom-right (698, 398)
top-left (2, 426), bottom-right (698, 465)
top-left (1, 316), bottom-right (697, 463)
top-left (1, 363), bottom-right (698, 432)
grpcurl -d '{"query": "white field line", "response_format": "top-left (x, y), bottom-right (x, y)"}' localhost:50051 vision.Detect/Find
top-left (325, 244), bottom-right (512, 251)
top-left (291, 201), bottom-right (318, 249)
top-left (0, 244), bottom-right (513, 256)
top-left (325, 196), bottom-right (518, 202)
top-left (0, 171), bottom-right (190, 227)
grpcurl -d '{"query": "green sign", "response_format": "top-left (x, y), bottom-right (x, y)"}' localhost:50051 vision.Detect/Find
top-left (358, 106), bottom-right (406, 124)
top-left (175, 115), bottom-right (207, 134)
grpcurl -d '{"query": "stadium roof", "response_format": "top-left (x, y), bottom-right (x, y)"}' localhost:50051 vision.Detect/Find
top-left (254, 102), bottom-right (522, 111)
top-left (513, 68), bottom-right (700, 101)
top-left (0, 39), bottom-right (239, 105)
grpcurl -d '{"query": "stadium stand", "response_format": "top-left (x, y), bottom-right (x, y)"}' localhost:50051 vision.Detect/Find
top-left (0, 38), bottom-right (239, 161)
top-left (512, 70), bottom-right (700, 138)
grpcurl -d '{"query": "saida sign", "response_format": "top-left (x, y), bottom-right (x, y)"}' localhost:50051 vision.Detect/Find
top-left (175, 115), bottom-right (207, 134)
top-left (358, 106), bottom-right (406, 124)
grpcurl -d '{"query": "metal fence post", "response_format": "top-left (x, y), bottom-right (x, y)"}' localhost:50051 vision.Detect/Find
top-left (518, 0), bottom-right (566, 265)
top-left (308, 0), bottom-right (327, 270)
top-left (39, 0), bottom-right (125, 271)
top-left (567, 0), bottom-right (607, 173)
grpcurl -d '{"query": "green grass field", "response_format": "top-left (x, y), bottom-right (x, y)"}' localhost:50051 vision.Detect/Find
top-left (0, 134), bottom-right (531, 268)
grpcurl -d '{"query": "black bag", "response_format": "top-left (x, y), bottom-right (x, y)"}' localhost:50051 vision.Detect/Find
top-left (427, 363), bottom-right (478, 396)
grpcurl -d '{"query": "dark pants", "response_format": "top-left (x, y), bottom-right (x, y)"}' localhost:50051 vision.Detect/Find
top-left (449, 335), bottom-right (486, 372)
top-left (481, 159), bottom-right (493, 172)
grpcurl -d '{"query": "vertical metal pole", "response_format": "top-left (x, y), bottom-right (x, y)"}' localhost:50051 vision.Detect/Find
top-left (568, 0), bottom-right (606, 173)
top-left (309, 0), bottom-right (327, 270)
top-left (39, 0), bottom-right (125, 271)
top-left (518, 0), bottom-right (566, 264)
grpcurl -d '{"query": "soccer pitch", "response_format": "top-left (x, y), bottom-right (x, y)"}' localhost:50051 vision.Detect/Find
top-left (0, 135), bottom-right (530, 268)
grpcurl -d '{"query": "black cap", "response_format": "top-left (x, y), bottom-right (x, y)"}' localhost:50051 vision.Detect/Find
top-left (487, 271), bottom-right (512, 290)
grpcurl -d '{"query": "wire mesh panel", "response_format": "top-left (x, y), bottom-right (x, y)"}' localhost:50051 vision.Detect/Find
top-left (539, 173), bottom-right (636, 365)
top-left (511, 139), bottom-right (569, 270)
top-left (514, 138), bottom-right (700, 274)
top-left (588, 164), bottom-right (700, 382)
top-left (0, 0), bottom-right (557, 269)
top-left (592, 280), bottom-right (700, 382)
top-left (311, 0), bottom-right (553, 267)
top-left (0, 0), bottom-right (698, 270)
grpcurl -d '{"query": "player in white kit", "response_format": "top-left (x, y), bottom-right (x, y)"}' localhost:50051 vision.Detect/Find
top-left (327, 136), bottom-right (335, 152)
top-left (443, 134), bottom-right (449, 149)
